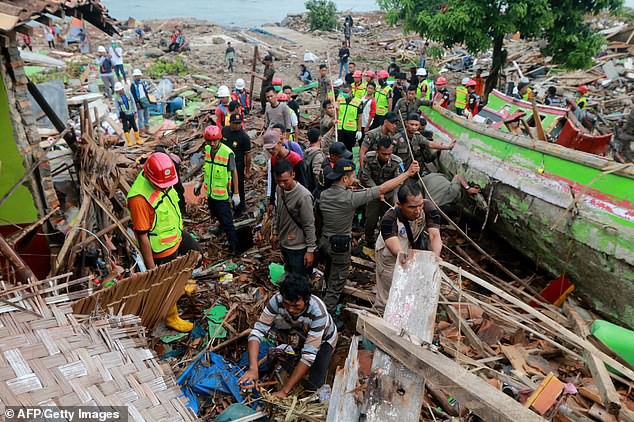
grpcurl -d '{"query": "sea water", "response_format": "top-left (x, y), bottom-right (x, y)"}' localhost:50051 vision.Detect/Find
top-left (104, 0), bottom-right (379, 28)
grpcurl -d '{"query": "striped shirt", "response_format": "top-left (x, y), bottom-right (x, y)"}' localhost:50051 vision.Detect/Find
top-left (249, 294), bottom-right (337, 366)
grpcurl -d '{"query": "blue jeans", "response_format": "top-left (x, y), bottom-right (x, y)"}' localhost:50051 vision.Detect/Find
top-left (282, 247), bottom-right (310, 278)
top-left (137, 106), bottom-right (150, 129)
top-left (338, 60), bottom-right (349, 78)
top-left (114, 64), bottom-right (126, 82)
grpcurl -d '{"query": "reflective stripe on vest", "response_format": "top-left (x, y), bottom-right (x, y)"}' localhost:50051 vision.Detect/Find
top-left (116, 94), bottom-right (134, 115)
top-left (352, 81), bottom-right (367, 99)
top-left (218, 104), bottom-right (230, 126)
top-left (522, 88), bottom-right (533, 102)
top-left (204, 143), bottom-right (233, 200)
top-left (417, 80), bottom-right (433, 100)
top-left (374, 85), bottom-right (392, 115)
top-left (455, 86), bottom-right (467, 109)
top-left (577, 96), bottom-right (587, 109)
top-left (127, 172), bottom-right (182, 254)
top-left (337, 97), bottom-right (361, 131)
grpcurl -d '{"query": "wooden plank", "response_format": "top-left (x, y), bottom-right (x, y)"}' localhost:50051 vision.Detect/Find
top-left (440, 262), bottom-right (634, 383)
top-left (563, 302), bottom-right (621, 415)
top-left (366, 251), bottom-right (440, 421)
top-left (441, 294), bottom-right (496, 357)
top-left (327, 336), bottom-right (360, 422)
top-left (343, 285), bottom-right (374, 303)
top-left (355, 312), bottom-right (545, 422)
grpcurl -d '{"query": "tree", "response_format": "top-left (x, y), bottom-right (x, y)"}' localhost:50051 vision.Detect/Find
top-left (305, 0), bottom-right (338, 31)
top-left (379, 0), bottom-right (622, 99)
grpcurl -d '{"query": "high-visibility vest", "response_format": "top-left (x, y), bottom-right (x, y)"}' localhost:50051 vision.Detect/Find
top-left (337, 96), bottom-right (361, 131)
top-left (577, 96), bottom-right (587, 109)
top-left (417, 79), bottom-right (434, 101)
top-left (352, 81), bottom-right (367, 99)
top-left (127, 172), bottom-right (183, 254)
top-left (374, 85), bottom-right (392, 115)
top-left (204, 143), bottom-right (233, 200)
top-left (116, 94), bottom-right (134, 115)
top-left (522, 88), bottom-right (533, 102)
top-left (455, 86), bottom-right (468, 110)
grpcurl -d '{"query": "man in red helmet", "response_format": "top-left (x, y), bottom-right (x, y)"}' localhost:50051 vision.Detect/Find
top-left (576, 85), bottom-right (589, 109)
top-left (194, 125), bottom-right (240, 255)
top-left (371, 69), bottom-right (393, 129)
top-left (127, 151), bottom-right (201, 332)
top-left (464, 79), bottom-right (480, 118)
top-left (435, 76), bottom-right (451, 109)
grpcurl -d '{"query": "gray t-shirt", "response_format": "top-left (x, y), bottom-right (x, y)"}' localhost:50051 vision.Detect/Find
top-left (265, 102), bottom-right (292, 131)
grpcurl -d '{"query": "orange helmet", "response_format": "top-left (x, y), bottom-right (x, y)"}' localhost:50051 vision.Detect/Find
top-left (144, 152), bottom-right (178, 188)
top-left (436, 76), bottom-right (447, 85)
top-left (204, 125), bottom-right (222, 141)
top-left (577, 85), bottom-right (588, 94)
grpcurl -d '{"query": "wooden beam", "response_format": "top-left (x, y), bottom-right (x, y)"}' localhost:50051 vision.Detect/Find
top-left (440, 262), bottom-right (634, 383)
top-left (14, 24), bottom-right (33, 36)
top-left (327, 336), bottom-right (360, 422)
top-left (366, 251), bottom-right (440, 421)
top-left (356, 312), bottom-right (545, 422)
top-left (563, 302), bottom-right (621, 415)
top-left (441, 293), bottom-right (496, 358)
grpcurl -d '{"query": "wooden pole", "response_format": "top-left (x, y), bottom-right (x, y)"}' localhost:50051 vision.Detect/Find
top-left (249, 45), bottom-right (259, 103)
top-left (326, 52), bottom-right (338, 142)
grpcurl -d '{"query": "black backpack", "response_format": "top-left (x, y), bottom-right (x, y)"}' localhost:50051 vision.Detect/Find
top-left (100, 57), bottom-right (113, 74)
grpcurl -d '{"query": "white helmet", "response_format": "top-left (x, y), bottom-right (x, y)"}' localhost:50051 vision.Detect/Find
top-left (416, 68), bottom-right (427, 77)
top-left (235, 78), bottom-right (246, 90)
top-left (333, 78), bottom-right (344, 87)
top-left (461, 77), bottom-right (470, 85)
top-left (217, 85), bottom-right (230, 98)
top-left (97, 45), bottom-right (106, 53)
top-left (132, 68), bottom-right (143, 77)
top-left (520, 76), bottom-right (530, 84)
top-left (114, 82), bottom-right (124, 91)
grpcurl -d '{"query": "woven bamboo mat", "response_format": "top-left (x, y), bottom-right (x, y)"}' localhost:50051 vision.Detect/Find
top-left (0, 304), bottom-right (196, 420)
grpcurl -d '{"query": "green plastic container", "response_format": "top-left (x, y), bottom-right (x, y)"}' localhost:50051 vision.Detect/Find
top-left (268, 263), bottom-right (285, 286)
top-left (591, 320), bottom-right (634, 372)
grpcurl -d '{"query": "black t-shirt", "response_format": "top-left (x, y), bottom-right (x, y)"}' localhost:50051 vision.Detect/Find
top-left (288, 99), bottom-right (300, 123)
top-left (345, 72), bottom-right (354, 85)
top-left (221, 126), bottom-right (251, 167)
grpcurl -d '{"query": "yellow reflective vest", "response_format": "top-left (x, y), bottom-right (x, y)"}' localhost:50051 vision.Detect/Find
top-left (374, 85), bottom-right (392, 116)
top-left (204, 143), bottom-right (234, 200)
top-left (455, 86), bottom-right (468, 110)
top-left (337, 96), bottom-right (362, 131)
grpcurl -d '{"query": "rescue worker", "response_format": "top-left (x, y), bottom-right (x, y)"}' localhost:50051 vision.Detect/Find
top-left (239, 274), bottom-right (337, 396)
top-left (435, 76), bottom-right (451, 109)
top-left (360, 137), bottom-right (404, 247)
top-left (465, 79), bottom-right (480, 118)
top-left (130, 69), bottom-right (152, 136)
top-left (544, 86), bottom-right (562, 107)
top-left (251, 55), bottom-right (275, 113)
top-left (222, 114), bottom-right (252, 215)
top-left (364, 70), bottom-right (376, 85)
top-left (514, 78), bottom-right (533, 102)
top-left (215, 85), bottom-right (231, 128)
top-left (264, 129), bottom-right (308, 209)
top-left (316, 142), bottom-right (353, 196)
top-left (473, 67), bottom-right (486, 97)
top-left (415, 68), bottom-right (434, 101)
top-left (372, 70), bottom-right (393, 129)
top-left (319, 157), bottom-right (420, 320)
top-left (351, 70), bottom-right (367, 99)
top-left (392, 113), bottom-right (455, 173)
top-left (393, 86), bottom-right (431, 132)
top-left (576, 85), bottom-right (589, 109)
top-left (359, 111), bottom-right (398, 170)
top-left (278, 91), bottom-right (299, 141)
top-left (114, 82), bottom-right (142, 146)
top-left (336, 85), bottom-right (363, 152)
top-left (231, 78), bottom-right (251, 114)
top-left (454, 78), bottom-right (469, 116)
top-left (96, 45), bottom-right (115, 98)
top-left (271, 160), bottom-right (317, 278)
top-left (374, 182), bottom-right (442, 310)
top-left (194, 125), bottom-right (240, 255)
top-left (422, 172), bottom-right (480, 216)
top-left (127, 152), bottom-right (201, 332)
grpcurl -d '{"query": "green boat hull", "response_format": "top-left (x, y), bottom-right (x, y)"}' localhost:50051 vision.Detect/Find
top-left (421, 106), bottom-right (634, 328)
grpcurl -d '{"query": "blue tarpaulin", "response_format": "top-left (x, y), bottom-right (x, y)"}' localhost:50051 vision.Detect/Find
top-left (177, 352), bottom-right (245, 415)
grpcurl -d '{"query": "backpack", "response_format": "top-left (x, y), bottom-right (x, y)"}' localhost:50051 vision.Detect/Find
top-left (303, 149), bottom-right (324, 193)
top-left (100, 57), bottom-right (113, 74)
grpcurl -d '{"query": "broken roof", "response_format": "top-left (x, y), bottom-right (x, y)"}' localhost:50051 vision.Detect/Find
top-left (0, 0), bottom-right (118, 36)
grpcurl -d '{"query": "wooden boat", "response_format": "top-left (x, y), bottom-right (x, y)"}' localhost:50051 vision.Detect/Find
top-left (420, 95), bottom-right (634, 329)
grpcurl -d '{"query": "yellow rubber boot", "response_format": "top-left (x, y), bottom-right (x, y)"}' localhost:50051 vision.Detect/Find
top-left (183, 280), bottom-right (197, 296)
top-left (124, 132), bottom-right (133, 146)
top-left (134, 130), bottom-right (144, 145)
top-left (165, 304), bottom-right (193, 332)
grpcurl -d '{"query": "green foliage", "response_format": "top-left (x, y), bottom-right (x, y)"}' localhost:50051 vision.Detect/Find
top-left (305, 0), bottom-right (338, 31)
top-left (379, 0), bottom-right (622, 71)
top-left (146, 56), bottom-right (189, 79)
top-left (29, 69), bottom-right (67, 84)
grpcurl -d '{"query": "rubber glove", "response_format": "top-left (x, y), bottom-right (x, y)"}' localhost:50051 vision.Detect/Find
top-left (193, 183), bottom-right (202, 196)
top-left (355, 131), bottom-right (362, 141)
top-left (232, 194), bottom-right (241, 207)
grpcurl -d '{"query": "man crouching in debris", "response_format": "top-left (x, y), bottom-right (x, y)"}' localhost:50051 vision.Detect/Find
top-left (238, 274), bottom-right (337, 397)
top-left (374, 182), bottom-right (442, 311)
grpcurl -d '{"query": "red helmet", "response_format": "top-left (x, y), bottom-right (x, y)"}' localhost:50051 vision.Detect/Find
top-left (577, 85), bottom-right (588, 94)
top-left (144, 152), bottom-right (178, 188)
top-left (272, 77), bottom-right (283, 86)
top-left (204, 125), bottom-right (221, 141)
top-left (364, 70), bottom-right (376, 78)
top-left (277, 93), bottom-right (289, 101)
top-left (353, 70), bottom-right (363, 78)
top-left (436, 76), bottom-right (447, 85)
top-left (378, 70), bottom-right (389, 79)
top-left (465, 79), bottom-right (477, 87)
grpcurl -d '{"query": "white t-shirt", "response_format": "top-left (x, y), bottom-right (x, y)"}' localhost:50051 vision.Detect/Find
top-left (109, 46), bottom-right (124, 65)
